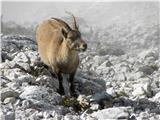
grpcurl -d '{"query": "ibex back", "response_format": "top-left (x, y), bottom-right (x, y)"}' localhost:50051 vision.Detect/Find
top-left (36, 13), bottom-right (87, 97)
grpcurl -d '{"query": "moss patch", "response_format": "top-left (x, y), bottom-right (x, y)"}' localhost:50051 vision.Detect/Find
top-left (59, 96), bottom-right (90, 113)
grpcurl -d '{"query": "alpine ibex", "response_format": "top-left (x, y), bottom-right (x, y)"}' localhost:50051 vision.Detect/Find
top-left (36, 13), bottom-right (87, 97)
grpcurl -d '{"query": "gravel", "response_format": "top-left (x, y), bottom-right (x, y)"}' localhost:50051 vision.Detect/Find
top-left (1, 35), bottom-right (160, 120)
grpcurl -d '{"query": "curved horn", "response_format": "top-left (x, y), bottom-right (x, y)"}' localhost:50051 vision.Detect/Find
top-left (65, 11), bottom-right (78, 30)
top-left (51, 17), bottom-right (71, 31)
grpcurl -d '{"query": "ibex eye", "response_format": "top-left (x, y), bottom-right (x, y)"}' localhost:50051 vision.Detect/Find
top-left (69, 36), bottom-right (74, 39)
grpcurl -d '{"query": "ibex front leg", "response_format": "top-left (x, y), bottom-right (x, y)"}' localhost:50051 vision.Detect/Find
top-left (69, 72), bottom-right (77, 97)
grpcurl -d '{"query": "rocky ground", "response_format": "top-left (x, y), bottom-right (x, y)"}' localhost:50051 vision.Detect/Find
top-left (1, 35), bottom-right (160, 120)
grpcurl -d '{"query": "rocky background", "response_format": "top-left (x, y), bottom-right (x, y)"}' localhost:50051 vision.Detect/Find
top-left (1, 30), bottom-right (160, 120)
top-left (1, 1), bottom-right (160, 120)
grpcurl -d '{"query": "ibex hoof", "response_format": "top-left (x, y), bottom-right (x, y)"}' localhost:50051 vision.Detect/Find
top-left (57, 89), bottom-right (65, 95)
top-left (70, 92), bottom-right (79, 98)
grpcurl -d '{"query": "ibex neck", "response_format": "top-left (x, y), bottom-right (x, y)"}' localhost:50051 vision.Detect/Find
top-left (57, 41), bottom-right (70, 64)
top-left (58, 41), bottom-right (78, 64)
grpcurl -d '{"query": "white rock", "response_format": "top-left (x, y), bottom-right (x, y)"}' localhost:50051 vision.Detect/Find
top-left (25, 109), bottom-right (39, 120)
top-left (3, 97), bottom-right (16, 104)
top-left (137, 77), bottom-right (151, 83)
top-left (12, 52), bottom-right (32, 71)
top-left (6, 82), bottom-right (20, 90)
top-left (17, 62), bottom-right (31, 71)
top-left (89, 91), bottom-right (112, 103)
top-left (90, 103), bottom-right (100, 111)
top-left (114, 72), bottom-right (126, 81)
top-left (13, 52), bottom-right (29, 63)
top-left (106, 87), bottom-right (117, 97)
top-left (132, 83), bottom-right (151, 97)
top-left (80, 111), bottom-right (97, 120)
top-left (1, 111), bottom-right (15, 120)
top-left (138, 48), bottom-right (159, 60)
top-left (96, 65), bottom-right (110, 75)
top-left (3, 68), bottom-right (34, 85)
top-left (128, 71), bottom-right (144, 80)
top-left (91, 107), bottom-right (130, 119)
top-left (43, 111), bottom-right (51, 118)
top-left (19, 86), bottom-right (62, 105)
top-left (0, 62), bottom-right (11, 69)
top-left (152, 92), bottom-right (160, 102)
top-left (25, 51), bottom-right (40, 66)
top-left (138, 111), bottom-right (150, 120)
top-left (17, 74), bottom-right (34, 84)
top-left (2, 68), bottom-right (19, 81)
top-left (93, 55), bottom-right (107, 66)
top-left (1, 77), bottom-right (10, 87)
top-left (64, 115), bottom-right (80, 120)
top-left (35, 75), bottom-right (59, 92)
top-left (77, 77), bottom-right (105, 95)
top-left (36, 111), bottom-right (43, 118)
top-left (22, 100), bottom-right (32, 108)
top-left (1, 87), bottom-right (19, 101)
top-left (139, 65), bottom-right (155, 75)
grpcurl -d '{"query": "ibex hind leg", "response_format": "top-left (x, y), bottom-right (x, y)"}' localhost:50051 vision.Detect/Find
top-left (51, 67), bottom-right (65, 95)
top-left (56, 72), bottom-right (65, 95)
top-left (37, 62), bottom-right (56, 77)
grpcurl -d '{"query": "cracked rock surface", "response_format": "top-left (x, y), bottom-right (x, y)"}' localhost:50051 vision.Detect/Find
top-left (1, 33), bottom-right (160, 120)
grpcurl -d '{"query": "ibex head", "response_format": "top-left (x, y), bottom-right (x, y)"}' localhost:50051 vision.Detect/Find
top-left (51, 13), bottom-right (87, 52)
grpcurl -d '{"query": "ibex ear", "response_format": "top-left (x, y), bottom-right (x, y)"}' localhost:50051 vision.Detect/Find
top-left (61, 28), bottom-right (68, 38)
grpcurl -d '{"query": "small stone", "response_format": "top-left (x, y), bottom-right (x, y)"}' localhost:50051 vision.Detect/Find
top-left (89, 91), bottom-right (112, 103)
top-left (15, 99), bottom-right (21, 107)
top-left (28, 114), bottom-right (38, 120)
top-left (114, 72), bottom-right (126, 81)
top-left (139, 65), bottom-right (155, 75)
top-left (133, 71), bottom-right (144, 80)
top-left (138, 48), bottom-right (158, 60)
top-left (43, 111), bottom-right (51, 118)
top-left (64, 115), bottom-right (80, 120)
top-left (22, 100), bottom-right (32, 109)
top-left (1, 111), bottom-right (15, 120)
top-left (106, 87), bottom-right (117, 97)
top-left (6, 82), bottom-right (21, 92)
top-left (77, 77), bottom-right (105, 95)
top-left (27, 110), bottom-right (39, 120)
top-left (152, 92), bottom-right (160, 102)
top-left (90, 103), bottom-right (100, 111)
top-left (0, 62), bottom-right (10, 69)
top-left (1, 77), bottom-right (10, 87)
top-left (17, 62), bottom-right (31, 71)
top-left (35, 75), bottom-right (59, 91)
top-left (25, 51), bottom-right (40, 66)
top-left (36, 111), bottom-right (43, 118)
top-left (3, 97), bottom-right (16, 104)
top-left (2, 69), bottom-right (18, 81)
top-left (1, 88), bottom-right (19, 101)
top-left (132, 83), bottom-right (151, 97)
top-left (17, 74), bottom-right (34, 84)
top-left (93, 55), bottom-right (106, 66)
top-left (19, 86), bottom-right (62, 106)
top-left (80, 111), bottom-right (97, 120)
top-left (13, 52), bottom-right (29, 63)
top-left (91, 107), bottom-right (130, 119)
